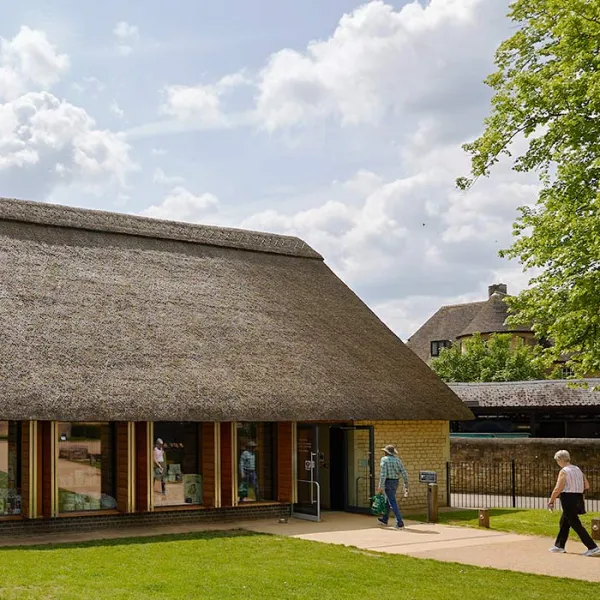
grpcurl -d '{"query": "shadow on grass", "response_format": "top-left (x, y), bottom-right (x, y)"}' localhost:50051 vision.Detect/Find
top-left (0, 529), bottom-right (269, 552)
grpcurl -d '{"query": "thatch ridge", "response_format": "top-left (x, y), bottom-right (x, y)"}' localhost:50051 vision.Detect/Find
top-left (0, 197), bottom-right (322, 259)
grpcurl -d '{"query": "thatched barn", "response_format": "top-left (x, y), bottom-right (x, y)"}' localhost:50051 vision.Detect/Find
top-left (0, 197), bottom-right (471, 533)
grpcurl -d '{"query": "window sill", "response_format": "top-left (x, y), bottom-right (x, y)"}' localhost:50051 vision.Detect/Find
top-left (56, 509), bottom-right (121, 519)
top-left (0, 515), bottom-right (24, 521)
top-left (153, 504), bottom-right (206, 512)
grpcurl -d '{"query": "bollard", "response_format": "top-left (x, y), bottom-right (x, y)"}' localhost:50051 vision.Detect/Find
top-left (479, 509), bottom-right (490, 528)
top-left (592, 518), bottom-right (600, 541)
top-left (427, 483), bottom-right (438, 523)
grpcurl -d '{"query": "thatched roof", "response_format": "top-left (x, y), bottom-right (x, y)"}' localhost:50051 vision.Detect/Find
top-left (450, 380), bottom-right (600, 409)
top-left (407, 286), bottom-right (534, 362)
top-left (406, 301), bottom-right (485, 362)
top-left (456, 292), bottom-right (531, 338)
top-left (0, 197), bottom-right (472, 422)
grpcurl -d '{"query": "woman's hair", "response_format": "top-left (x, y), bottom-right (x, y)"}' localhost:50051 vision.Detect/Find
top-left (554, 449), bottom-right (571, 462)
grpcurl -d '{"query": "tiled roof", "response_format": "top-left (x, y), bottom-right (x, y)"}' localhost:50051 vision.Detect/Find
top-left (449, 380), bottom-right (600, 408)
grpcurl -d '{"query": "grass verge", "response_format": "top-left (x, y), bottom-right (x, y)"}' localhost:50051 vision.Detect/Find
top-left (0, 529), bottom-right (596, 599)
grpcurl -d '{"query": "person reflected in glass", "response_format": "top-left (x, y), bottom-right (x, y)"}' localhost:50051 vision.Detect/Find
top-left (153, 438), bottom-right (166, 496)
top-left (239, 441), bottom-right (259, 502)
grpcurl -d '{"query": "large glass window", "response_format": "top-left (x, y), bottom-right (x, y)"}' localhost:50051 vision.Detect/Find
top-left (0, 421), bottom-right (21, 516)
top-left (57, 422), bottom-right (117, 512)
top-left (236, 423), bottom-right (276, 503)
top-left (153, 423), bottom-right (202, 507)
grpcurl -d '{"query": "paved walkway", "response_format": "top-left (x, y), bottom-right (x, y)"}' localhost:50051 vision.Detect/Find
top-left (0, 512), bottom-right (598, 582)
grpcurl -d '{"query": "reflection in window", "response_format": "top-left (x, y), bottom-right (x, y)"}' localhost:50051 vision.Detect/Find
top-left (236, 423), bottom-right (276, 503)
top-left (57, 422), bottom-right (117, 512)
top-left (0, 421), bottom-right (21, 516)
top-left (153, 423), bottom-right (202, 507)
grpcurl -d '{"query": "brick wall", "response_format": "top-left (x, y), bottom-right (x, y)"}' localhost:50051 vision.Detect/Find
top-left (0, 504), bottom-right (291, 538)
top-left (356, 420), bottom-right (450, 509)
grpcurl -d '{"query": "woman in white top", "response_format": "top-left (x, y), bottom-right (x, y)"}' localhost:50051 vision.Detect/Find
top-left (548, 450), bottom-right (599, 556)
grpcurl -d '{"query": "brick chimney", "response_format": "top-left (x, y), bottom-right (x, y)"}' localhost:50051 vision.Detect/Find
top-left (488, 283), bottom-right (507, 298)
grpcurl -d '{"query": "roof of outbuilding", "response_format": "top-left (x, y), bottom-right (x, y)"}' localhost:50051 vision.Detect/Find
top-left (449, 380), bottom-right (600, 409)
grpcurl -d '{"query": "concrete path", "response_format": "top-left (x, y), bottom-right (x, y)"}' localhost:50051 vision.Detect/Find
top-left (0, 512), bottom-right (598, 583)
top-left (243, 512), bottom-right (600, 583)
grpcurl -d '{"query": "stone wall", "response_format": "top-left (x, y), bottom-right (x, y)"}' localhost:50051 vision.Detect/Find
top-left (357, 420), bottom-right (450, 510)
top-left (451, 437), bottom-right (600, 466)
top-left (450, 438), bottom-right (600, 499)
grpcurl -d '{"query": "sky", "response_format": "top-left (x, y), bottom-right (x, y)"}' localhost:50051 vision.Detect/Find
top-left (0, 0), bottom-right (539, 340)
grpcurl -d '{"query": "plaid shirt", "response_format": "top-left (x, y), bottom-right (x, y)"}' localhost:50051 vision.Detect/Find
top-left (379, 455), bottom-right (409, 490)
top-left (239, 450), bottom-right (256, 474)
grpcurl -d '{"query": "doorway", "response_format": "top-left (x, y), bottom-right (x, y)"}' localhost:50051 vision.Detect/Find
top-left (292, 423), bottom-right (374, 521)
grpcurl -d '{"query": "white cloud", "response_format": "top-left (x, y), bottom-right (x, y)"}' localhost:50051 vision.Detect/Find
top-left (161, 83), bottom-right (223, 125)
top-left (0, 26), bottom-right (69, 101)
top-left (113, 21), bottom-right (139, 56)
top-left (151, 148), bottom-right (167, 156)
top-left (255, 0), bottom-right (506, 132)
top-left (72, 76), bottom-right (105, 96)
top-left (153, 167), bottom-right (184, 185)
top-left (0, 91), bottom-right (137, 197)
top-left (141, 186), bottom-right (219, 222)
top-left (109, 100), bottom-right (124, 118)
top-left (240, 147), bottom-right (537, 338)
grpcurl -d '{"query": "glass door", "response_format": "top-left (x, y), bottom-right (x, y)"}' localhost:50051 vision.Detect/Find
top-left (341, 426), bottom-right (375, 513)
top-left (292, 424), bottom-right (320, 521)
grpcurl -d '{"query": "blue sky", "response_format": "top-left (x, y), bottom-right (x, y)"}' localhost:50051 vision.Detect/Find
top-left (0, 0), bottom-right (537, 338)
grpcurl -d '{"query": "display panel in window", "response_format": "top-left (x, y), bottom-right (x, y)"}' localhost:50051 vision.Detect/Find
top-left (153, 423), bottom-right (202, 507)
top-left (57, 422), bottom-right (117, 513)
top-left (236, 423), bottom-right (276, 503)
top-left (430, 340), bottom-right (452, 357)
top-left (0, 421), bottom-right (22, 516)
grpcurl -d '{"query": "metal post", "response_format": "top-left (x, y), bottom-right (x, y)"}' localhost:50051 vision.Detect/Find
top-left (446, 462), bottom-right (451, 508)
top-left (511, 459), bottom-right (517, 508)
top-left (592, 518), bottom-right (600, 541)
top-left (427, 483), bottom-right (438, 523)
top-left (479, 508), bottom-right (490, 528)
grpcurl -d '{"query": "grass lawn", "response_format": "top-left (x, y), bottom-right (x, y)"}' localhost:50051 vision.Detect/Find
top-left (0, 531), bottom-right (596, 599)
top-left (412, 508), bottom-right (600, 538)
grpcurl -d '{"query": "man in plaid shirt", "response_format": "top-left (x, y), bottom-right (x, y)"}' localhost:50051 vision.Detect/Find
top-left (377, 444), bottom-right (409, 529)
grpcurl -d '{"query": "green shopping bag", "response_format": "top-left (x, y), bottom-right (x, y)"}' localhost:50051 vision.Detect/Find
top-left (370, 493), bottom-right (387, 515)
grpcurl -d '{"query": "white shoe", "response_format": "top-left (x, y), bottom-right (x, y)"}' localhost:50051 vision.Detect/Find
top-left (549, 546), bottom-right (566, 553)
top-left (582, 547), bottom-right (600, 557)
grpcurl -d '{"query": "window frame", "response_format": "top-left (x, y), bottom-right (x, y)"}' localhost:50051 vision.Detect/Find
top-left (430, 339), bottom-right (452, 357)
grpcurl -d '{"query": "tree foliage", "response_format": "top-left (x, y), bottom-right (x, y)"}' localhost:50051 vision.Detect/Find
top-left (431, 333), bottom-right (547, 383)
top-left (458, 0), bottom-right (600, 376)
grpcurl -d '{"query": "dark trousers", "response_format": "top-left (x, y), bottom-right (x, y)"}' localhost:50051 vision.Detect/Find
top-left (381, 479), bottom-right (404, 526)
top-left (555, 493), bottom-right (597, 550)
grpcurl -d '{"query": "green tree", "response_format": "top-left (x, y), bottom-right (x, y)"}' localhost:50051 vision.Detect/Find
top-left (457, 0), bottom-right (600, 377)
top-left (431, 333), bottom-right (547, 383)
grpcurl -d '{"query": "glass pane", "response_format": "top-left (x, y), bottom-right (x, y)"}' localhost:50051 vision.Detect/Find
top-left (236, 423), bottom-right (275, 502)
top-left (0, 421), bottom-right (22, 516)
top-left (294, 425), bottom-right (318, 516)
top-left (58, 422), bottom-right (116, 512)
top-left (346, 429), bottom-right (372, 510)
top-left (153, 423), bottom-right (202, 507)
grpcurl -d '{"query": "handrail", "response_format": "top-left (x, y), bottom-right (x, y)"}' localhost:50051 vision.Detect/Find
top-left (297, 479), bottom-right (321, 522)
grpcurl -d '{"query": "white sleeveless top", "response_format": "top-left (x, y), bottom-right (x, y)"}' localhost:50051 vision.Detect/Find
top-left (562, 465), bottom-right (585, 493)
